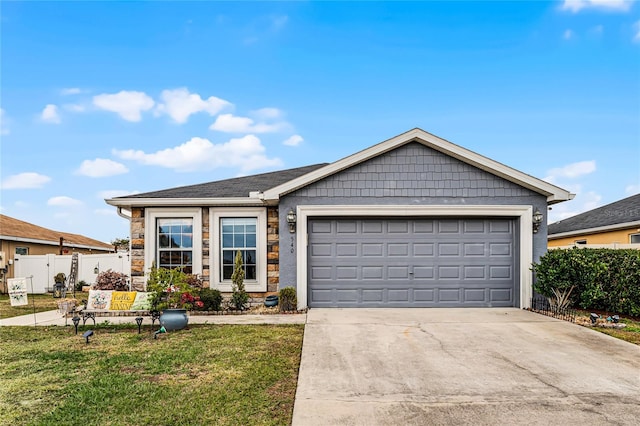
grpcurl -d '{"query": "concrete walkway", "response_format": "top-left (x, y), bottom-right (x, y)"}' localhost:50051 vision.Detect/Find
top-left (0, 310), bottom-right (306, 326)
top-left (293, 308), bottom-right (640, 425)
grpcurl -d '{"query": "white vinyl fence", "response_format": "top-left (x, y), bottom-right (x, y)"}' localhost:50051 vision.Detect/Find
top-left (14, 252), bottom-right (131, 294)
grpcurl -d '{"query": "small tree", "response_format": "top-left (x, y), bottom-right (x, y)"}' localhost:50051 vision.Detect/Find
top-left (111, 237), bottom-right (130, 252)
top-left (230, 250), bottom-right (249, 310)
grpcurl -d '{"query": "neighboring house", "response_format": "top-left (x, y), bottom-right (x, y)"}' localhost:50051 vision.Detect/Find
top-left (106, 128), bottom-right (573, 310)
top-left (0, 214), bottom-right (115, 292)
top-left (548, 193), bottom-right (640, 247)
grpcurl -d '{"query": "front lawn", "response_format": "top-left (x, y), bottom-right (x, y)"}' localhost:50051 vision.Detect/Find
top-left (0, 324), bottom-right (304, 426)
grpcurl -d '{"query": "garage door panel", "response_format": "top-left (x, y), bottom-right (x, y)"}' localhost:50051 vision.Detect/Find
top-left (388, 289), bottom-right (410, 302)
top-left (362, 243), bottom-right (384, 256)
top-left (308, 218), bottom-right (517, 308)
top-left (336, 243), bottom-right (357, 256)
top-left (464, 288), bottom-right (486, 302)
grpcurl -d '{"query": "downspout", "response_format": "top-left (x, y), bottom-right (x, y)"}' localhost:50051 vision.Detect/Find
top-left (117, 207), bottom-right (132, 220)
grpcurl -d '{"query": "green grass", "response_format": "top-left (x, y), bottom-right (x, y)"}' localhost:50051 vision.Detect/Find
top-left (1, 294), bottom-right (61, 319)
top-left (0, 324), bottom-right (304, 426)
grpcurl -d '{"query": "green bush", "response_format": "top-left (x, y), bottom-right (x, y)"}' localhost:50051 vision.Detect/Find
top-left (532, 248), bottom-right (640, 316)
top-left (279, 286), bottom-right (297, 312)
top-left (198, 288), bottom-right (223, 311)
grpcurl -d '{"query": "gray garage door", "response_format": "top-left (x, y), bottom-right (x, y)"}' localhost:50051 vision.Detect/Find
top-left (308, 218), bottom-right (518, 308)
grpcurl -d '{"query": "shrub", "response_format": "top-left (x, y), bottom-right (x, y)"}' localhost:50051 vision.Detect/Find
top-left (198, 288), bottom-right (223, 311)
top-left (532, 248), bottom-right (640, 316)
top-left (94, 269), bottom-right (129, 291)
top-left (76, 280), bottom-right (87, 292)
top-left (146, 265), bottom-right (203, 311)
top-left (230, 250), bottom-right (249, 310)
top-left (279, 286), bottom-right (297, 312)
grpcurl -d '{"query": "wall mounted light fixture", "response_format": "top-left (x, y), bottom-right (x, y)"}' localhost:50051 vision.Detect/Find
top-left (532, 208), bottom-right (543, 234)
top-left (287, 208), bottom-right (297, 233)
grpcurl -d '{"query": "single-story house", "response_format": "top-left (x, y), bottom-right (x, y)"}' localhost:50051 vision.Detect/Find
top-left (0, 214), bottom-right (115, 292)
top-left (106, 128), bottom-right (573, 310)
top-left (548, 193), bottom-right (640, 247)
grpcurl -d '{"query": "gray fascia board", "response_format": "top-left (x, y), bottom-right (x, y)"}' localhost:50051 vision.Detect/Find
top-left (105, 197), bottom-right (266, 208)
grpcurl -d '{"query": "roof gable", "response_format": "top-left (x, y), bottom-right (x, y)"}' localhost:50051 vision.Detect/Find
top-left (548, 193), bottom-right (640, 237)
top-left (263, 128), bottom-right (573, 204)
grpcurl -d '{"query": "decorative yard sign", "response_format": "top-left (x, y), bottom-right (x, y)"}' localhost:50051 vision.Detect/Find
top-left (110, 291), bottom-right (137, 310)
top-left (87, 290), bottom-right (112, 310)
top-left (86, 290), bottom-right (152, 311)
top-left (8, 278), bottom-right (28, 306)
top-left (131, 292), bottom-right (152, 310)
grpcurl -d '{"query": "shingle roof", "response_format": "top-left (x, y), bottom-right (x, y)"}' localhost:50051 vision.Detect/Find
top-left (548, 193), bottom-right (640, 236)
top-left (120, 163), bottom-right (329, 199)
top-left (0, 214), bottom-right (114, 250)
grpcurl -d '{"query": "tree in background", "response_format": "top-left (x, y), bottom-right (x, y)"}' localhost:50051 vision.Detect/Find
top-left (111, 237), bottom-right (130, 252)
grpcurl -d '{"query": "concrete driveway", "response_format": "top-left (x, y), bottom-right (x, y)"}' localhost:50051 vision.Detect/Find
top-left (293, 308), bottom-right (640, 425)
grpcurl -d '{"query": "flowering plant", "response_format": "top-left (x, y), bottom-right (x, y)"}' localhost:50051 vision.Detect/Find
top-left (146, 265), bottom-right (204, 311)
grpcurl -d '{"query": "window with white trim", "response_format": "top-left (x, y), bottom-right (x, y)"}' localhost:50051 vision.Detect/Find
top-left (144, 208), bottom-right (203, 277)
top-left (631, 233), bottom-right (640, 244)
top-left (157, 218), bottom-right (193, 273)
top-left (210, 208), bottom-right (267, 291)
top-left (221, 218), bottom-right (257, 280)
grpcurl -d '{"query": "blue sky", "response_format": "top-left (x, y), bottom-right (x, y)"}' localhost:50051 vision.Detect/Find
top-left (1, 0), bottom-right (639, 244)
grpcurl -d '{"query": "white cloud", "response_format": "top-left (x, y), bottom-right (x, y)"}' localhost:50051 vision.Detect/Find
top-left (252, 107), bottom-right (283, 120)
top-left (64, 104), bottom-right (86, 113)
top-left (563, 29), bottom-right (574, 39)
top-left (93, 90), bottom-right (155, 122)
top-left (76, 158), bottom-right (129, 177)
top-left (98, 189), bottom-right (140, 199)
top-left (0, 108), bottom-right (8, 135)
top-left (47, 196), bottom-right (83, 207)
top-left (283, 134), bottom-right (304, 146)
top-left (155, 88), bottom-right (231, 124)
top-left (60, 87), bottom-right (83, 95)
top-left (41, 104), bottom-right (61, 124)
top-left (633, 20), bottom-right (640, 42)
top-left (1, 172), bottom-right (51, 189)
top-left (544, 160), bottom-right (596, 183)
top-left (561, 0), bottom-right (633, 13)
top-left (210, 113), bottom-right (289, 133)
top-left (625, 183), bottom-right (640, 195)
top-left (113, 135), bottom-right (282, 172)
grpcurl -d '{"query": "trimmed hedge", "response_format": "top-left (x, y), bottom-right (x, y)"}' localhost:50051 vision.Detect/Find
top-left (532, 248), bottom-right (640, 316)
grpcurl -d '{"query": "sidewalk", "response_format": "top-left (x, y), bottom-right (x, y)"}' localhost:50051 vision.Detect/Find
top-left (0, 310), bottom-right (307, 327)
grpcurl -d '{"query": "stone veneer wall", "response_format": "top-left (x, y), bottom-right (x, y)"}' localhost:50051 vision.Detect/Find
top-left (128, 206), bottom-right (277, 294)
top-left (130, 207), bottom-right (145, 291)
top-left (266, 206), bottom-right (279, 294)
